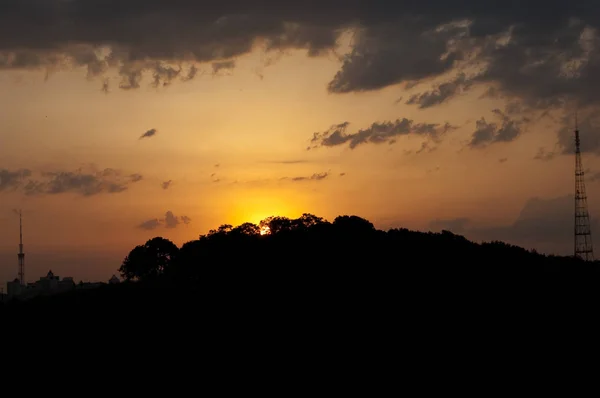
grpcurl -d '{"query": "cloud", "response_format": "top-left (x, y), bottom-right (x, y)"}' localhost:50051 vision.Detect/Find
top-left (498, 157), bottom-right (508, 163)
top-left (0, 2), bottom-right (587, 99)
top-left (429, 195), bottom-right (593, 256)
top-left (212, 60), bottom-right (236, 75)
top-left (139, 129), bottom-right (157, 140)
top-left (139, 219), bottom-right (162, 230)
top-left (309, 118), bottom-right (455, 150)
top-left (261, 160), bottom-right (308, 164)
top-left (138, 211), bottom-right (191, 230)
top-left (161, 180), bottom-right (172, 190)
top-left (7, 1), bottom-right (600, 151)
top-left (290, 172), bottom-right (329, 182)
top-left (468, 109), bottom-right (527, 148)
top-left (0, 166), bottom-right (142, 197)
top-left (0, 168), bottom-right (32, 192)
top-left (406, 73), bottom-right (473, 109)
top-left (429, 217), bottom-right (471, 234)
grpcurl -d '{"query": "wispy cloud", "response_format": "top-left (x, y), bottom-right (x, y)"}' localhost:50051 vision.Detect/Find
top-left (139, 128), bottom-right (157, 140)
top-left (0, 166), bottom-right (142, 197)
top-left (309, 118), bottom-right (455, 150)
top-left (138, 211), bottom-right (191, 230)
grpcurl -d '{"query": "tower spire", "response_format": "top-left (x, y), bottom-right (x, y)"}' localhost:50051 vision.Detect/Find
top-left (574, 117), bottom-right (594, 261)
top-left (17, 210), bottom-right (25, 285)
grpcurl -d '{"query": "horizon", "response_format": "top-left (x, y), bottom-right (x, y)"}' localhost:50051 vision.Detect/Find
top-left (2, 1), bottom-right (600, 284)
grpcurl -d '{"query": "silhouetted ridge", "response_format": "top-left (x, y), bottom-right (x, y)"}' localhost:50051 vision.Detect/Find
top-left (2, 213), bottom-right (599, 316)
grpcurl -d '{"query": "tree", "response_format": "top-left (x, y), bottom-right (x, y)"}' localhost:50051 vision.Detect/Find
top-left (119, 237), bottom-right (179, 281)
top-left (260, 216), bottom-right (293, 234)
top-left (231, 222), bottom-right (261, 236)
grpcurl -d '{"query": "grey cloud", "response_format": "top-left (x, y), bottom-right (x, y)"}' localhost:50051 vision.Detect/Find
top-left (0, 168), bottom-right (32, 192)
top-left (161, 180), bottom-right (172, 189)
top-left (309, 118), bottom-right (454, 150)
top-left (139, 219), bottom-right (162, 230)
top-left (291, 172), bottom-right (329, 181)
top-left (261, 160), bottom-right (308, 164)
top-left (473, 195), bottom-right (590, 256)
top-left (557, 110), bottom-right (600, 154)
top-left (430, 195), bottom-right (593, 256)
top-left (469, 109), bottom-right (526, 148)
top-left (138, 211), bottom-right (191, 230)
top-left (0, 1), bottom-right (595, 101)
top-left (429, 217), bottom-right (471, 234)
top-left (212, 60), bottom-right (235, 75)
top-left (0, 167), bottom-right (144, 197)
top-left (406, 73), bottom-right (473, 109)
top-left (140, 128), bottom-right (157, 140)
top-left (328, 19), bottom-right (468, 94)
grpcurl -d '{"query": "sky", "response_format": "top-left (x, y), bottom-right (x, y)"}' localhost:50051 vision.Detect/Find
top-left (2, 0), bottom-right (600, 284)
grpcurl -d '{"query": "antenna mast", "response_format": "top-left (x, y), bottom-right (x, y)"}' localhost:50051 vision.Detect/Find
top-left (574, 115), bottom-right (594, 261)
top-left (17, 210), bottom-right (25, 285)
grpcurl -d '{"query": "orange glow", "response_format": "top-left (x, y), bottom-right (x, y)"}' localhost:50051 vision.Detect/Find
top-left (227, 191), bottom-right (303, 227)
top-left (260, 226), bottom-right (271, 235)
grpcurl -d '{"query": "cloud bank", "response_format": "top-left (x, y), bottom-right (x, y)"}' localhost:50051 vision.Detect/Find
top-left (0, 166), bottom-right (143, 197)
top-left (3, 1), bottom-right (600, 151)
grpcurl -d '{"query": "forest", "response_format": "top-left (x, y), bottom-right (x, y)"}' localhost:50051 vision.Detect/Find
top-left (2, 213), bottom-right (599, 315)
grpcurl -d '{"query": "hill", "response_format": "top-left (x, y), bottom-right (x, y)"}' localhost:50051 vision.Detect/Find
top-left (1, 213), bottom-right (598, 318)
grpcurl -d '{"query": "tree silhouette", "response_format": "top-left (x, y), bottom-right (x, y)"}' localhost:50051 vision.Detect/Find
top-left (119, 237), bottom-right (179, 281)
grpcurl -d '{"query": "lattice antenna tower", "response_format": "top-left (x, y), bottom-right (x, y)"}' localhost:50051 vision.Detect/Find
top-left (574, 113), bottom-right (594, 261)
top-left (17, 210), bottom-right (25, 285)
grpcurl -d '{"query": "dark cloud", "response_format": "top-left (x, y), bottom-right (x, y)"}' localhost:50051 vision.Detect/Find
top-left (140, 128), bottom-right (157, 140)
top-left (0, 1), bottom-right (595, 101)
top-left (0, 166), bottom-right (142, 197)
top-left (309, 118), bottom-right (454, 150)
top-left (138, 211), bottom-right (191, 230)
top-left (406, 73), bottom-right (473, 109)
top-left (212, 60), bottom-right (235, 75)
top-left (290, 172), bottom-right (329, 181)
top-left (557, 110), bottom-right (600, 154)
top-left (161, 180), bottom-right (172, 190)
top-left (5, 1), bottom-right (600, 151)
top-left (139, 219), bottom-right (162, 230)
top-left (261, 160), bottom-right (308, 164)
top-left (468, 109), bottom-right (527, 148)
top-left (430, 195), bottom-right (592, 256)
top-left (0, 168), bottom-right (32, 192)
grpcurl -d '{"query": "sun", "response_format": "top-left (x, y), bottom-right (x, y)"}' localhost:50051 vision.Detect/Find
top-left (260, 225), bottom-right (271, 236)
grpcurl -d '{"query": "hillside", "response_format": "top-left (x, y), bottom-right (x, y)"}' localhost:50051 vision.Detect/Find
top-left (1, 214), bottom-right (598, 318)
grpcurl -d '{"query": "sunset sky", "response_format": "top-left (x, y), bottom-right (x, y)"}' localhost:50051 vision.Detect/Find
top-left (2, 0), bottom-right (600, 283)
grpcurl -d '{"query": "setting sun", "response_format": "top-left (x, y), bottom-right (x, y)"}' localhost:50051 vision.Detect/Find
top-left (260, 226), bottom-right (271, 235)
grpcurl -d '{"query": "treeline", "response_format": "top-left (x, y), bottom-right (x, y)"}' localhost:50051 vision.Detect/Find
top-left (3, 213), bottom-right (599, 316)
top-left (118, 213), bottom-right (599, 285)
